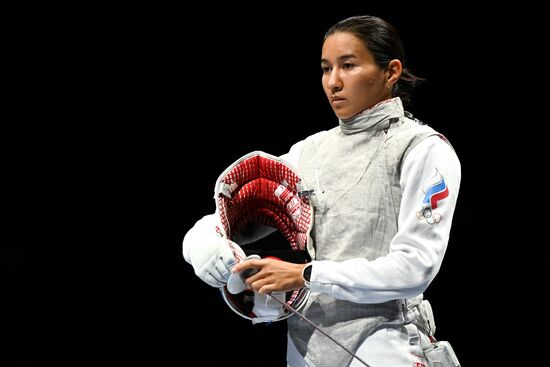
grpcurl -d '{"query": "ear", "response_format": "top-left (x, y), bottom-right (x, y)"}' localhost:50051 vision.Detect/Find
top-left (386, 59), bottom-right (403, 88)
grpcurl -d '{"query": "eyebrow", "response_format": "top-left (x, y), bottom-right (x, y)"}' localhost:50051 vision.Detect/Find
top-left (321, 54), bottom-right (357, 64)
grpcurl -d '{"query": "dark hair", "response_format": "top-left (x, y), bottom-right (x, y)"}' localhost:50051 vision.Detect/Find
top-left (325, 15), bottom-right (424, 107)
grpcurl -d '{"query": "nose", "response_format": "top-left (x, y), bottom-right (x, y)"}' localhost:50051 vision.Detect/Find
top-left (327, 69), bottom-right (343, 92)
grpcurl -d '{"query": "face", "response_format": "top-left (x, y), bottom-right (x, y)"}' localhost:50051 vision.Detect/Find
top-left (321, 32), bottom-right (392, 120)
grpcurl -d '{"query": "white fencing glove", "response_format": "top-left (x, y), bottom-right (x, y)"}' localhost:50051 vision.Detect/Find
top-left (227, 254), bottom-right (260, 294)
top-left (188, 236), bottom-right (246, 288)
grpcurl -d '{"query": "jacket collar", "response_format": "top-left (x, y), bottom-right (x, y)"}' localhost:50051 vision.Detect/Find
top-left (338, 97), bottom-right (404, 135)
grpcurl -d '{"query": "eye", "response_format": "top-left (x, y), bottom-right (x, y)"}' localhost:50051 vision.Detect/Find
top-left (342, 63), bottom-right (354, 70)
top-left (321, 66), bottom-right (331, 73)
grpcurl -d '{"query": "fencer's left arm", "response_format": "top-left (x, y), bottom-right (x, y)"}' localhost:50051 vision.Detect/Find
top-left (309, 136), bottom-right (461, 303)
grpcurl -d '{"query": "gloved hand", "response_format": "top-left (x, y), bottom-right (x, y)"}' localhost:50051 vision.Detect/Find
top-left (188, 236), bottom-right (246, 288)
top-left (227, 254), bottom-right (261, 294)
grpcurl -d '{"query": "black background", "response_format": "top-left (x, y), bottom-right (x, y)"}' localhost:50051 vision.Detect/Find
top-left (4, 4), bottom-right (538, 366)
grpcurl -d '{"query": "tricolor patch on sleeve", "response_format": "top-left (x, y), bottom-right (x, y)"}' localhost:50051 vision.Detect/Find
top-left (417, 169), bottom-right (449, 225)
top-left (421, 169), bottom-right (449, 209)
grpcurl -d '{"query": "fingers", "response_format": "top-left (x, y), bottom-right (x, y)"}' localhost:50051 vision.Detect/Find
top-left (244, 267), bottom-right (282, 293)
top-left (257, 284), bottom-right (277, 294)
top-left (214, 259), bottom-right (231, 282)
top-left (231, 258), bottom-right (301, 293)
top-left (231, 258), bottom-right (265, 273)
top-left (247, 277), bottom-right (273, 294)
top-left (199, 271), bottom-right (225, 288)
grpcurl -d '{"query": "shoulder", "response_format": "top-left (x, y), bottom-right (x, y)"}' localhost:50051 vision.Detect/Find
top-left (289, 129), bottom-right (332, 151)
top-left (411, 134), bottom-right (459, 161)
top-left (395, 114), bottom-right (456, 150)
top-left (297, 129), bottom-right (334, 150)
top-left (280, 130), bottom-right (332, 166)
top-left (405, 135), bottom-right (461, 176)
top-left (306, 129), bottom-right (334, 142)
top-left (410, 134), bottom-right (457, 157)
top-left (386, 116), bottom-right (459, 169)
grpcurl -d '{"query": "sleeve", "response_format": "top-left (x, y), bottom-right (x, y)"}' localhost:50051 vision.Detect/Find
top-left (309, 135), bottom-right (462, 303)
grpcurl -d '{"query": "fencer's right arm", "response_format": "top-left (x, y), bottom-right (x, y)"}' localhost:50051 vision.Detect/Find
top-left (183, 135), bottom-right (314, 288)
top-left (182, 212), bottom-right (245, 288)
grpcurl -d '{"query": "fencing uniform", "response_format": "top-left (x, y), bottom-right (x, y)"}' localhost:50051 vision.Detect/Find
top-left (182, 97), bottom-right (461, 367)
top-left (282, 97), bottom-right (460, 366)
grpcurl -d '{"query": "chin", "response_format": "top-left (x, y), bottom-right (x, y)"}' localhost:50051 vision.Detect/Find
top-left (334, 111), bottom-right (355, 120)
top-left (332, 109), bottom-right (350, 120)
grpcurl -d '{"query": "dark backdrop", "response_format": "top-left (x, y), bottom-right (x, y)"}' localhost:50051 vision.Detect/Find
top-left (4, 4), bottom-right (536, 366)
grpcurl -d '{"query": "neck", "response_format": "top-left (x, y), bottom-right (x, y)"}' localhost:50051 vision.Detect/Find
top-left (338, 97), bottom-right (404, 135)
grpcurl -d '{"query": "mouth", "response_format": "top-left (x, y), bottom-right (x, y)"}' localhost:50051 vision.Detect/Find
top-left (331, 97), bottom-right (345, 106)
